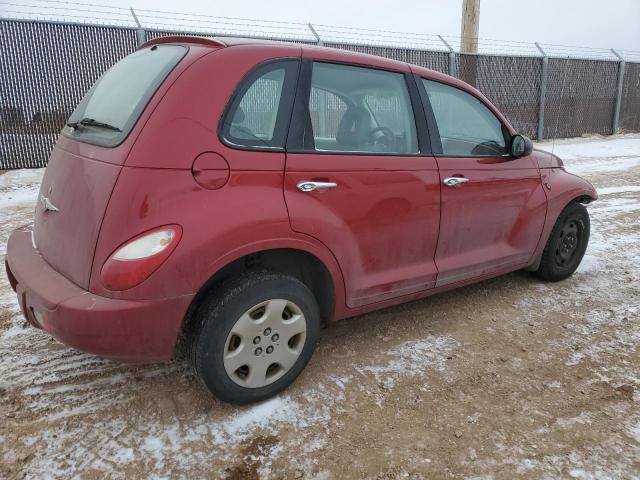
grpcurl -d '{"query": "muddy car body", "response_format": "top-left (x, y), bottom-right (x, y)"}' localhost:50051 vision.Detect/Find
top-left (5, 36), bottom-right (597, 403)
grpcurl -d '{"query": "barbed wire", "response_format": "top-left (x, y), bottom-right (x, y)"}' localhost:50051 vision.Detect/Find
top-left (2, 9), bottom-right (134, 25)
top-left (2, 0), bottom-right (640, 61)
top-left (3, 0), bottom-right (131, 9)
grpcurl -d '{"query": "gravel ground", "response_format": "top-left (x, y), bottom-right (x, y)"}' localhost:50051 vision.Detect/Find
top-left (1, 134), bottom-right (639, 479)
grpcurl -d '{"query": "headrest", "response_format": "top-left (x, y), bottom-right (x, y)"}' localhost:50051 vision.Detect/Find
top-left (336, 106), bottom-right (372, 147)
top-left (232, 106), bottom-right (245, 124)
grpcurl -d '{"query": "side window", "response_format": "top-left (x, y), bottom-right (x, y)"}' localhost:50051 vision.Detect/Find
top-left (422, 79), bottom-right (508, 157)
top-left (221, 60), bottom-right (298, 149)
top-left (308, 62), bottom-right (418, 154)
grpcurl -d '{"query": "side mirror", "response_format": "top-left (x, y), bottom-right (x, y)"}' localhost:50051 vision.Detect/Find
top-left (510, 134), bottom-right (533, 157)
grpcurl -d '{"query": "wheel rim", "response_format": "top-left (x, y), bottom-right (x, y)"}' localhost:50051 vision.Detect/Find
top-left (223, 299), bottom-right (307, 389)
top-left (554, 219), bottom-right (581, 267)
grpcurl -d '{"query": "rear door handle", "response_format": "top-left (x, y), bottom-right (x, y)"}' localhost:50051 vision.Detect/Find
top-left (443, 177), bottom-right (469, 187)
top-left (297, 181), bottom-right (338, 192)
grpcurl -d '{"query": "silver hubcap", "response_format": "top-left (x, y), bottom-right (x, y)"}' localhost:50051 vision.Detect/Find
top-left (223, 299), bottom-right (307, 388)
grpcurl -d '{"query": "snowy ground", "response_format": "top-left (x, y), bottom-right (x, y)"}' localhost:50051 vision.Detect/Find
top-left (1, 134), bottom-right (639, 479)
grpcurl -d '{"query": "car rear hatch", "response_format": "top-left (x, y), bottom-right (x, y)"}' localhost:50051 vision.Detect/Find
top-left (33, 43), bottom-right (192, 290)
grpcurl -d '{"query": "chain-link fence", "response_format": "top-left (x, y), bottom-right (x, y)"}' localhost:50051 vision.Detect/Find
top-left (455, 54), bottom-right (543, 139)
top-left (1, 20), bottom-right (137, 168)
top-left (620, 62), bottom-right (640, 133)
top-left (543, 58), bottom-right (620, 139)
top-left (324, 42), bottom-right (451, 74)
top-left (1, 18), bottom-right (639, 169)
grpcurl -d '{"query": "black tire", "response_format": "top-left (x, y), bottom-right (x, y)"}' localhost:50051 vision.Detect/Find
top-left (535, 201), bottom-right (590, 282)
top-left (187, 269), bottom-right (320, 404)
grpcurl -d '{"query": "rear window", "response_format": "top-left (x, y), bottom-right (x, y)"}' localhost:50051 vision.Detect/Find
top-left (63, 45), bottom-right (186, 147)
top-left (219, 60), bottom-right (299, 150)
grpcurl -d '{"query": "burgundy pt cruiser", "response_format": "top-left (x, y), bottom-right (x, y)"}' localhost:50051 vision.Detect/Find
top-left (5, 36), bottom-right (597, 404)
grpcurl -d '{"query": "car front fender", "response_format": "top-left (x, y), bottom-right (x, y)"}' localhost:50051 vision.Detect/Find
top-left (527, 169), bottom-right (597, 270)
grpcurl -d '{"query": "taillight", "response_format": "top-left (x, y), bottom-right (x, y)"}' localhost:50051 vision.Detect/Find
top-left (100, 225), bottom-right (182, 291)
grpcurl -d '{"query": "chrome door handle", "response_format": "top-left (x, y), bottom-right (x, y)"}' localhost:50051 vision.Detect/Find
top-left (297, 181), bottom-right (338, 192)
top-left (443, 177), bottom-right (469, 187)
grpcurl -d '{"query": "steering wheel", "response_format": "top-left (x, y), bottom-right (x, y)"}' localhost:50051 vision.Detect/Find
top-left (367, 127), bottom-right (396, 150)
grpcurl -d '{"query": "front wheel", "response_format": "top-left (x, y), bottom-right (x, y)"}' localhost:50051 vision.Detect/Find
top-left (535, 201), bottom-right (590, 282)
top-left (187, 270), bottom-right (320, 404)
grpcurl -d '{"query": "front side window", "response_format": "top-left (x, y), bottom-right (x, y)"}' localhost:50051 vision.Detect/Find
top-left (65, 45), bottom-right (187, 147)
top-left (307, 62), bottom-right (418, 154)
top-left (221, 60), bottom-right (298, 149)
top-left (423, 79), bottom-right (508, 156)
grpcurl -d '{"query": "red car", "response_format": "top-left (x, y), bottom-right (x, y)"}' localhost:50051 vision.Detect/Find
top-left (5, 36), bottom-right (596, 404)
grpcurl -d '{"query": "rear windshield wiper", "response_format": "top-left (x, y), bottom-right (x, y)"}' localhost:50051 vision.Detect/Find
top-left (67, 118), bottom-right (122, 132)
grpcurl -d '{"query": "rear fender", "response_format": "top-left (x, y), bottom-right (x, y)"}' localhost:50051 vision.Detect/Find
top-left (199, 236), bottom-right (347, 320)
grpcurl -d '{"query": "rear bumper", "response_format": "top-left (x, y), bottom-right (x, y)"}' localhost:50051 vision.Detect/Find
top-left (5, 226), bottom-right (194, 363)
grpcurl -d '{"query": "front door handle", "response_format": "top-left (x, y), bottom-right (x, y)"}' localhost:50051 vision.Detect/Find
top-left (443, 177), bottom-right (469, 187)
top-left (297, 181), bottom-right (338, 192)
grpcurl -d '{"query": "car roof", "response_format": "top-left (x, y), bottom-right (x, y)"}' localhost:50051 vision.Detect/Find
top-left (140, 35), bottom-right (441, 77)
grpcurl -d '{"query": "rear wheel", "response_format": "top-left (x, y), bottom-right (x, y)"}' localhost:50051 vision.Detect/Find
top-left (187, 270), bottom-right (320, 404)
top-left (535, 201), bottom-right (590, 282)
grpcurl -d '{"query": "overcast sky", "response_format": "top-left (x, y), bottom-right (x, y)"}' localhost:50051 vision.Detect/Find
top-left (99, 0), bottom-right (640, 53)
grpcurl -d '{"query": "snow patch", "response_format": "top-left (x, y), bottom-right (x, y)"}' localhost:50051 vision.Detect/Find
top-left (0, 168), bottom-right (42, 207)
top-left (576, 254), bottom-right (601, 273)
top-left (627, 422), bottom-right (640, 442)
top-left (0, 183), bottom-right (40, 209)
top-left (215, 397), bottom-right (301, 442)
top-left (0, 168), bottom-right (44, 188)
top-left (592, 197), bottom-right (640, 214)
top-left (597, 185), bottom-right (640, 195)
top-left (536, 135), bottom-right (640, 161)
top-left (565, 157), bottom-right (640, 176)
top-left (555, 412), bottom-right (592, 429)
top-left (353, 336), bottom-right (453, 390)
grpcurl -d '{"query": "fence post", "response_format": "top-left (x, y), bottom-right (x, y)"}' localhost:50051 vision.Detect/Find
top-left (535, 42), bottom-right (548, 141)
top-left (611, 49), bottom-right (625, 135)
top-left (308, 23), bottom-right (323, 46)
top-left (438, 35), bottom-right (456, 77)
top-left (130, 8), bottom-right (146, 46)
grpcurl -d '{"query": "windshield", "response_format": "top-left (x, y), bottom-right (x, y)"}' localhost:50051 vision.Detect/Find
top-left (64, 44), bottom-right (186, 147)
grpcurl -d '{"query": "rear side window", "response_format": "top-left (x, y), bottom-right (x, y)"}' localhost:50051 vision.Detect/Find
top-left (422, 79), bottom-right (508, 156)
top-left (64, 45), bottom-right (186, 147)
top-left (307, 62), bottom-right (418, 154)
top-left (220, 60), bottom-right (299, 150)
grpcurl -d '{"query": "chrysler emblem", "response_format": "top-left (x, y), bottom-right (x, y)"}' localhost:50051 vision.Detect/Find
top-left (39, 186), bottom-right (59, 213)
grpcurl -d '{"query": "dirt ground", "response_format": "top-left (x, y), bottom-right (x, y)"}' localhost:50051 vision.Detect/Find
top-left (0, 135), bottom-right (638, 479)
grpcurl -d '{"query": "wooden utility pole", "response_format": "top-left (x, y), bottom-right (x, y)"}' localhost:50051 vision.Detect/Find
top-left (460, 0), bottom-right (480, 54)
top-left (460, 0), bottom-right (480, 86)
